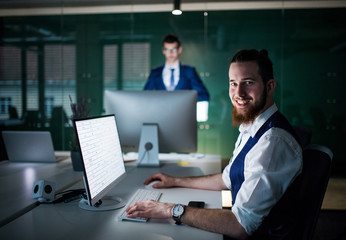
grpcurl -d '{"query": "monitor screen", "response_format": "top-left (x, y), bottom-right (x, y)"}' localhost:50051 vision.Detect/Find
top-left (104, 90), bottom-right (197, 153)
top-left (74, 114), bottom-right (126, 210)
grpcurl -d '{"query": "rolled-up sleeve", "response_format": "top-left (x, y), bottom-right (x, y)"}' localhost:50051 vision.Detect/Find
top-left (231, 128), bottom-right (302, 235)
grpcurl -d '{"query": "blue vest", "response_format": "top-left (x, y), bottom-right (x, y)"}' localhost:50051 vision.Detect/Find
top-left (229, 111), bottom-right (300, 204)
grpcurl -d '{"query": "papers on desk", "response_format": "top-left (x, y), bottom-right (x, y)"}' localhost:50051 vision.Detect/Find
top-left (221, 190), bottom-right (233, 209)
top-left (123, 152), bottom-right (221, 175)
top-left (123, 152), bottom-right (206, 162)
top-left (123, 152), bottom-right (138, 162)
top-left (159, 153), bottom-right (205, 161)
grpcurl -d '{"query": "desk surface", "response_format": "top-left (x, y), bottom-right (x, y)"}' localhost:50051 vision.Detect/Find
top-left (0, 154), bottom-right (83, 227)
top-left (0, 162), bottom-right (223, 240)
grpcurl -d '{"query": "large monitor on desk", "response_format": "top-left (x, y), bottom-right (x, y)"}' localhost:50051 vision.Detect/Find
top-left (104, 90), bottom-right (197, 167)
top-left (74, 114), bottom-right (127, 211)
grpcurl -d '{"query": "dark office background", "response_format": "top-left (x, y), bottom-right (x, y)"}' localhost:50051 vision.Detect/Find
top-left (0, 5), bottom-right (345, 176)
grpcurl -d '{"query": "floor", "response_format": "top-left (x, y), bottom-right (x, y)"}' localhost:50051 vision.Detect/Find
top-left (314, 176), bottom-right (346, 240)
top-left (314, 209), bottom-right (346, 240)
top-left (321, 177), bottom-right (346, 210)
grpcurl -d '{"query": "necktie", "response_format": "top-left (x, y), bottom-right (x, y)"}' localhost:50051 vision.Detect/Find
top-left (170, 68), bottom-right (175, 90)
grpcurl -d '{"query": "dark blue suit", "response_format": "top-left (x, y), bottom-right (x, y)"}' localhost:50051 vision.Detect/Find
top-left (144, 64), bottom-right (209, 101)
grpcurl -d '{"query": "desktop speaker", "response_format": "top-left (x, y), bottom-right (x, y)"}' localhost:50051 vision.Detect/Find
top-left (31, 180), bottom-right (56, 202)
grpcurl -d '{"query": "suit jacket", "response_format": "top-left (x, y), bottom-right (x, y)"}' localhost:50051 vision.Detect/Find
top-left (144, 64), bottom-right (209, 101)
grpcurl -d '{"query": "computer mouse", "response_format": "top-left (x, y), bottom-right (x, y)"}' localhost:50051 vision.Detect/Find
top-left (144, 180), bottom-right (161, 189)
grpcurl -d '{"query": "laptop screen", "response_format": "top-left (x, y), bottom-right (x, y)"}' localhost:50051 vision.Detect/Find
top-left (2, 131), bottom-right (57, 162)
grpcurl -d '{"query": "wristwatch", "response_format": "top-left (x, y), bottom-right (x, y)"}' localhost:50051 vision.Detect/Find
top-left (172, 204), bottom-right (185, 225)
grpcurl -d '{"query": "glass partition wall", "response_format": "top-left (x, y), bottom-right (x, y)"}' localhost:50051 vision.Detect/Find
top-left (0, 2), bottom-right (345, 175)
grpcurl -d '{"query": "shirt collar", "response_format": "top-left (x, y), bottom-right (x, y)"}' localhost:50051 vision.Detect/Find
top-left (164, 61), bottom-right (179, 70)
top-left (239, 104), bottom-right (278, 137)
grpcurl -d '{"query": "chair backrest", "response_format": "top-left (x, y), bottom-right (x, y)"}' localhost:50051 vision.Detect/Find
top-left (23, 110), bottom-right (40, 127)
top-left (8, 105), bottom-right (19, 119)
top-left (298, 144), bottom-right (333, 240)
top-left (241, 144), bottom-right (333, 240)
top-left (293, 126), bottom-right (312, 149)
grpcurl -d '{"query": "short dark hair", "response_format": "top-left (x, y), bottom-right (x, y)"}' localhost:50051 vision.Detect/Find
top-left (231, 49), bottom-right (274, 84)
top-left (163, 34), bottom-right (181, 47)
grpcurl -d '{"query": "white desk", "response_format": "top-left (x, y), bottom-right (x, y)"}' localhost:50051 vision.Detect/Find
top-left (0, 162), bottom-right (223, 240)
top-left (0, 155), bottom-right (83, 227)
top-left (125, 153), bottom-right (222, 175)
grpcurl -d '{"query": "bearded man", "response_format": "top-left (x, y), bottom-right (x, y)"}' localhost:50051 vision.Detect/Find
top-left (126, 49), bottom-right (303, 240)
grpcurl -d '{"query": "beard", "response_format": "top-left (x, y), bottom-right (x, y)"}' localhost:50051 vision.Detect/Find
top-left (232, 89), bottom-right (267, 126)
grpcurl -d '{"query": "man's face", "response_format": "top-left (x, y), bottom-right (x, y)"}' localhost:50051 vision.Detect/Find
top-left (228, 61), bottom-right (267, 126)
top-left (162, 42), bottom-right (182, 64)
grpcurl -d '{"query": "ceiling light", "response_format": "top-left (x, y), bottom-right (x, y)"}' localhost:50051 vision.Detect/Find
top-left (172, 0), bottom-right (182, 15)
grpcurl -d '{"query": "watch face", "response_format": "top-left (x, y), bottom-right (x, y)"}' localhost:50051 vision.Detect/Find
top-left (173, 204), bottom-right (184, 216)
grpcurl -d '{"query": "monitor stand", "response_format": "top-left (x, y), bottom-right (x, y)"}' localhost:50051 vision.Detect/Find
top-left (137, 123), bottom-right (159, 167)
top-left (79, 196), bottom-right (126, 211)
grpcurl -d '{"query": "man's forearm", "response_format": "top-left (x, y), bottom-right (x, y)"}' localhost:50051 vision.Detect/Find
top-left (174, 173), bottom-right (227, 191)
top-left (181, 207), bottom-right (249, 239)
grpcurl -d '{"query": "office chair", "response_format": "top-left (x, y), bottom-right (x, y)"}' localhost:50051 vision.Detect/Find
top-left (8, 105), bottom-right (19, 119)
top-left (293, 125), bottom-right (312, 149)
top-left (49, 106), bottom-right (69, 149)
top-left (296, 144), bottom-right (333, 240)
top-left (23, 110), bottom-right (40, 128)
top-left (251, 144), bottom-right (333, 240)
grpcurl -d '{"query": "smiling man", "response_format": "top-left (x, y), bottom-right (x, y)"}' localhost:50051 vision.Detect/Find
top-left (127, 49), bottom-right (303, 240)
top-left (229, 60), bottom-right (270, 126)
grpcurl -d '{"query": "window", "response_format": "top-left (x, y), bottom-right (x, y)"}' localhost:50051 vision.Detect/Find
top-left (0, 46), bottom-right (22, 119)
top-left (45, 45), bottom-right (75, 83)
top-left (45, 97), bottom-right (54, 118)
top-left (103, 45), bottom-right (118, 90)
top-left (122, 43), bottom-right (150, 89)
top-left (44, 44), bottom-right (76, 119)
top-left (103, 42), bottom-right (150, 91)
top-left (0, 44), bottom-right (75, 120)
top-left (0, 97), bottom-right (11, 114)
top-left (0, 46), bottom-right (21, 83)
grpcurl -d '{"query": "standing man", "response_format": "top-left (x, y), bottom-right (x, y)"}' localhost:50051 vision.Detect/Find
top-left (127, 49), bottom-right (303, 239)
top-left (144, 34), bottom-right (210, 102)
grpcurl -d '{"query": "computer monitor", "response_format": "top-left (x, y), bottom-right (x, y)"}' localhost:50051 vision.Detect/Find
top-left (104, 90), bottom-right (197, 167)
top-left (74, 114), bottom-right (127, 211)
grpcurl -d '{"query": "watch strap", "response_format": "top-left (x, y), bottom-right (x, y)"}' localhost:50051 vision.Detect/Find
top-left (172, 204), bottom-right (184, 225)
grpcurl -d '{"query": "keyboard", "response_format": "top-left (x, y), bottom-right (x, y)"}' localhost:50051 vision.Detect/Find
top-left (117, 188), bottom-right (162, 222)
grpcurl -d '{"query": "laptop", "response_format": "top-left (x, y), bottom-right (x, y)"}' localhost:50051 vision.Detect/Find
top-left (2, 131), bottom-right (68, 163)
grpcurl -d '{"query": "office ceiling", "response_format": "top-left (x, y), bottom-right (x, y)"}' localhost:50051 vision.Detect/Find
top-left (3, 0), bottom-right (222, 8)
top-left (2, 0), bottom-right (345, 17)
top-left (0, 0), bottom-right (341, 9)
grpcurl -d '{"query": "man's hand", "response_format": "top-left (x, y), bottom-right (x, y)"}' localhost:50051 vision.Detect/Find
top-left (144, 173), bottom-right (177, 188)
top-left (126, 200), bottom-right (174, 219)
top-left (126, 199), bottom-right (248, 239)
top-left (144, 172), bottom-right (227, 191)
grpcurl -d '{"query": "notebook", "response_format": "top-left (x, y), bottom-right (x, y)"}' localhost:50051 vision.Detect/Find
top-left (2, 131), bottom-right (68, 163)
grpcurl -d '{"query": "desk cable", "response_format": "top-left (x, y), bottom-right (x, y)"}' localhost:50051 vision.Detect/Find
top-left (137, 142), bottom-right (153, 166)
top-left (39, 189), bottom-right (86, 205)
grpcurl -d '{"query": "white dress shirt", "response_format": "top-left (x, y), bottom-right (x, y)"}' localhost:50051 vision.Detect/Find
top-left (222, 104), bottom-right (303, 235)
top-left (163, 62), bottom-right (180, 90)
